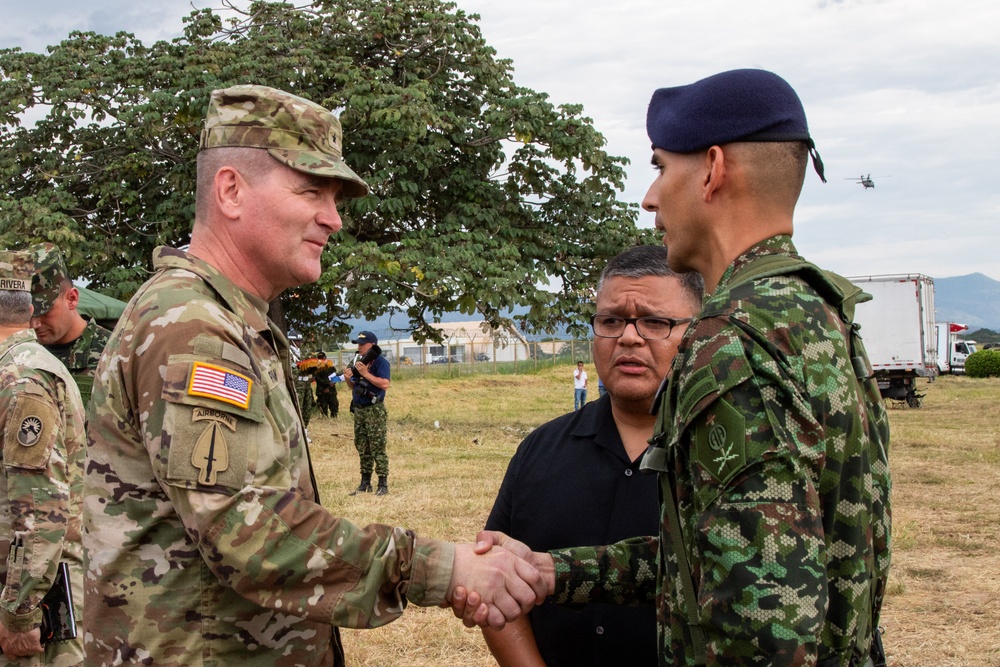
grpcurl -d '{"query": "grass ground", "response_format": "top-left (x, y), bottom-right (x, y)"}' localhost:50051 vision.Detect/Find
top-left (304, 368), bottom-right (1000, 666)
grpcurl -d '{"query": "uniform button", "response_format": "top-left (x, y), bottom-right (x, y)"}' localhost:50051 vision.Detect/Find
top-left (624, 468), bottom-right (633, 477)
top-left (595, 626), bottom-right (604, 635)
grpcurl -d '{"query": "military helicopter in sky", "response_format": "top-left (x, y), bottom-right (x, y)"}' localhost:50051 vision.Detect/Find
top-left (846, 174), bottom-right (891, 189)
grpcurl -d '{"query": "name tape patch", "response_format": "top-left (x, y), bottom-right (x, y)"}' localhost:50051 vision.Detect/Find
top-left (187, 362), bottom-right (253, 410)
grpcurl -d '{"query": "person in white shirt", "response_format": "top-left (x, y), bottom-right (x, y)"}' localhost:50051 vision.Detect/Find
top-left (573, 361), bottom-right (588, 410)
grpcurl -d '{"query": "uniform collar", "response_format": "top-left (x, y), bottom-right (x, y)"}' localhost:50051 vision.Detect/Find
top-left (152, 246), bottom-right (271, 334)
top-left (715, 235), bottom-right (798, 295)
top-left (0, 328), bottom-right (39, 356)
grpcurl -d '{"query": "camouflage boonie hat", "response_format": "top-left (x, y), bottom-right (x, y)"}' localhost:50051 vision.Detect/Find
top-left (26, 242), bottom-right (70, 316)
top-left (0, 250), bottom-right (34, 293)
top-left (200, 85), bottom-right (370, 199)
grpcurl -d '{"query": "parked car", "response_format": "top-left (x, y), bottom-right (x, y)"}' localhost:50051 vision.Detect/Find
top-left (430, 355), bottom-right (459, 364)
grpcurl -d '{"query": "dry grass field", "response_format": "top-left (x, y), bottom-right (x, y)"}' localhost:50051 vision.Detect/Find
top-left (305, 367), bottom-right (1000, 666)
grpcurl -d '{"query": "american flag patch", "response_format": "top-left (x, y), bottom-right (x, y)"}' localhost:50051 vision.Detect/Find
top-left (187, 362), bottom-right (253, 410)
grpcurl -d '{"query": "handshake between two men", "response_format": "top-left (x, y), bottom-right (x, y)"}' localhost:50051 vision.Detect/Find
top-left (448, 531), bottom-right (551, 628)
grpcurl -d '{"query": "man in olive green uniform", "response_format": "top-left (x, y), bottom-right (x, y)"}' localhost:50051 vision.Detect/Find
top-left (26, 243), bottom-right (111, 408)
top-left (459, 70), bottom-right (890, 667)
top-left (313, 351), bottom-right (339, 418)
top-left (84, 85), bottom-right (544, 667)
top-left (0, 251), bottom-right (85, 666)
top-left (289, 333), bottom-right (315, 429)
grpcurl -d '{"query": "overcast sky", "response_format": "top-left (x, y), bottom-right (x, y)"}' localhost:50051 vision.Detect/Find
top-left (4, 0), bottom-right (998, 280)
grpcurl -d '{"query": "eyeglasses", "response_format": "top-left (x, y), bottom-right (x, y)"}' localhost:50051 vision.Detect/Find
top-left (590, 314), bottom-right (694, 340)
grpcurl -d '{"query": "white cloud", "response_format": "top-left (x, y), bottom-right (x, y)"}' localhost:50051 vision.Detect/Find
top-left (3, 0), bottom-right (998, 279)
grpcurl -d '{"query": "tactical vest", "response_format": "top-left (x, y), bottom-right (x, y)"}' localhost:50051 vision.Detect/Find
top-left (73, 373), bottom-right (95, 410)
top-left (643, 254), bottom-right (890, 667)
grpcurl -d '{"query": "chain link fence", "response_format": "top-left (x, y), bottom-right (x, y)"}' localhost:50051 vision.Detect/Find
top-left (327, 338), bottom-right (594, 378)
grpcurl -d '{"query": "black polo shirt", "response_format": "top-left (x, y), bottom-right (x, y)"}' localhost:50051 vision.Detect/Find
top-left (486, 394), bottom-right (658, 667)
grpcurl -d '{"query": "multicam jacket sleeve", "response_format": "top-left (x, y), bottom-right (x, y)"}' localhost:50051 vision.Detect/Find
top-left (1, 331), bottom-right (85, 633)
top-left (85, 248), bottom-right (451, 665)
top-left (551, 237), bottom-right (889, 667)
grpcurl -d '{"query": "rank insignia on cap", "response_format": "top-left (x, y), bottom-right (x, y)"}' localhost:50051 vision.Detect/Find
top-left (188, 362), bottom-right (253, 410)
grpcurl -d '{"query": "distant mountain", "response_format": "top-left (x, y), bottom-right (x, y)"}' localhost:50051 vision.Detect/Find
top-left (934, 272), bottom-right (1000, 332)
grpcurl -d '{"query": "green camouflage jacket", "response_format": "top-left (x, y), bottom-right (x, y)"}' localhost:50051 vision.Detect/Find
top-left (46, 317), bottom-right (111, 408)
top-left (0, 329), bottom-right (85, 664)
top-left (84, 247), bottom-right (453, 667)
top-left (550, 236), bottom-right (891, 666)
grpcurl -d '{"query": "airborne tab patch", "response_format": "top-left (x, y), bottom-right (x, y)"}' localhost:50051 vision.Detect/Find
top-left (187, 362), bottom-right (253, 410)
top-left (695, 398), bottom-right (746, 485)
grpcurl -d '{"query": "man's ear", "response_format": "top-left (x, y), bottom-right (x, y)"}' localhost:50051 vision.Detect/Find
top-left (702, 145), bottom-right (727, 202)
top-left (64, 286), bottom-right (80, 312)
top-left (213, 166), bottom-right (246, 221)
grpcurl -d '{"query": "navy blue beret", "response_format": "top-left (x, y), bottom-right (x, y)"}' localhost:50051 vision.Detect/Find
top-left (647, 69), bottom-right (826, 181)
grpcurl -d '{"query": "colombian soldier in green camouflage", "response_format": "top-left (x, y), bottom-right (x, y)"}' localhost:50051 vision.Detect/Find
top-left (0, 250), bottom-right (85, 666)
top-left (289, 335), bottom-right (316, 429)
top-left (25, 243), bottom-right (112, 408)
top-left (344, 332), bottom-right (391, 496)
top-left (296, 373), bottom-right (316, 427)
top-left (458, 70), bottom-right (891, 667)
top-left (313, 352), bottom-right (339, 418)
top-left (84, 85), bottom-right (545, 667)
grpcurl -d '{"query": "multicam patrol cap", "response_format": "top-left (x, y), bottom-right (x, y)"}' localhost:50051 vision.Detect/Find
top-left (0, 250), bottom-right (34, 293)
top-left (200, 85), bottom-right (370, 199)
top-left (25, 242), bottom-right (70, 316)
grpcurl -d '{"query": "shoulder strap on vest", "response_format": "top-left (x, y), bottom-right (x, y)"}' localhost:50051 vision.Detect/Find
top-left (729, 255), bottom-right (874, 382)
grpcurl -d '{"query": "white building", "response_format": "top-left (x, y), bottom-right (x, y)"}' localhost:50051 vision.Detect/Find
top-left (378, 321), bottom-right (531, 365)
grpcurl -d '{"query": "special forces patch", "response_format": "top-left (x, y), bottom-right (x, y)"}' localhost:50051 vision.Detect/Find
top-left (4, 393), bottom-right (59, 469)
top-left (695, 399), bottom-right (746, 485)
top-left (190, 408), bottom-right (236, 486)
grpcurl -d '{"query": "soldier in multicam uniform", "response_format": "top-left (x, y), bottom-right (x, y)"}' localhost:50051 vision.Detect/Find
top-left (25, 243), bottom-right (112, 409)
top-left (84, 85), bottom-right (544, 667)
top-left (459, 70), bottom-right (891, 667)
top-left (0, 251), bottom-right (85, 666)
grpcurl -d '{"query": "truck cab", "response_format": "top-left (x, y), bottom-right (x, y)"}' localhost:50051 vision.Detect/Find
top-left (951, 340), bottom-right (978, 374)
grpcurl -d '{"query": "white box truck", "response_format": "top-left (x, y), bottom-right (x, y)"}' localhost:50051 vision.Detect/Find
top-left (936, 322), bottom-right (977, 374)
top-left (848, 274), bottom-right (938, 407)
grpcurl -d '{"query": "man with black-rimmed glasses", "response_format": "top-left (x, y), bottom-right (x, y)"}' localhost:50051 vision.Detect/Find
top-left (480, 245), bottom-right (703, 667)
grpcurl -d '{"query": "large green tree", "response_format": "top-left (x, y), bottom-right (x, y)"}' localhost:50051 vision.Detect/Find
top-left (0, 0), bottom-right (649, 341)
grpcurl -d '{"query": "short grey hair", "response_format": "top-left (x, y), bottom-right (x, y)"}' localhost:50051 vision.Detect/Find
top-left (596, 245), bottom-right (704, 310)
top-left (195, 147), bottom-right (281, 221)
top-left (0, 290), bottom-right (32, 325)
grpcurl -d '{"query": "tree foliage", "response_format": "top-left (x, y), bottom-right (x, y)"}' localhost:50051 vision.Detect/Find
top-left (0, 0), bottom-right (650, 342)
top-left (965, 349), bottom-right (1000, 378)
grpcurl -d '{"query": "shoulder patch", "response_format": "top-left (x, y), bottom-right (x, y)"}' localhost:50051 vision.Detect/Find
top-left (694, 398), bottom-right (746, 485)
top-left (4, 393), bottom-right (59, 469)
top-left (678, 365), bottom-right (718, 424)
top-left (191, 422), bottom-right (230, 486)
top-left (187, 362), bottom-right (253, 410)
